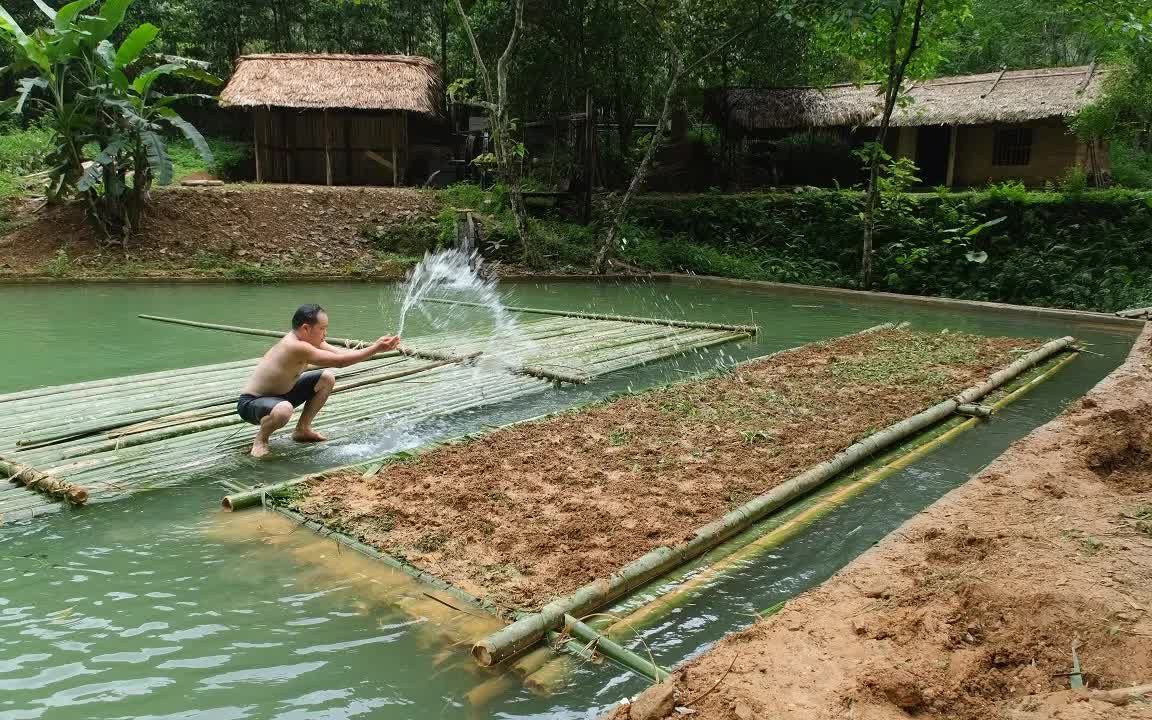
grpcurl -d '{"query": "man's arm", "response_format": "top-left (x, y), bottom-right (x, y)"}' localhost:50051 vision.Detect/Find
top-left (301, 336), bottom-right (400, 368)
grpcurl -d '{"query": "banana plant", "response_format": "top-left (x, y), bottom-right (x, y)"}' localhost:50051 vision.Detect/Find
top-left (0, 0), bottom-right (219, 243)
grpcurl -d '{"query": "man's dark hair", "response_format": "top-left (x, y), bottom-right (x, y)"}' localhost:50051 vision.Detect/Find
top-left (292, 303), bottom-right (325, 329)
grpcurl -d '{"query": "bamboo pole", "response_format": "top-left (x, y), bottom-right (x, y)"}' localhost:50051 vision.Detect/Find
top-left (223, 477), bottom-right (311, 512)
top-left (0, 456), bottom-right (87, 504)
top-left (426, 298), bottom-right (759, 334)
top-left (471, 337), bottom-right (1078, 666)
top-left (138, 314), bottom-right (386, 350)
top-left (561, 614), bottom-right (668, 682)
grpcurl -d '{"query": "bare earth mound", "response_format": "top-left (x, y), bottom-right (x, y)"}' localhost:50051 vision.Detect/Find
top-left (613, 326), bottom-right (1152, 720)
top-left (289, 329), bottom-right (1039, 612)
top-left (0, 185), bottom-right (438, 278)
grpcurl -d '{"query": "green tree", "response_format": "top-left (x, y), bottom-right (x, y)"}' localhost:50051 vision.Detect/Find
top-left (0, 0), bottom-right (218, 242)
top-left (453, 0), bottom-right (537, 264)
top-left (936, 0), bottom-right (1136, 74)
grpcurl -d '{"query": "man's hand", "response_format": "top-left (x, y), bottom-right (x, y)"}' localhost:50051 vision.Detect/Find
top-left (374, 336), bottom-right (401, 352)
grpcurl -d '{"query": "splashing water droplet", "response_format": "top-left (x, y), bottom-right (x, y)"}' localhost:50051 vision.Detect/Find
top-left (395, 249), bottom-right (535, 375)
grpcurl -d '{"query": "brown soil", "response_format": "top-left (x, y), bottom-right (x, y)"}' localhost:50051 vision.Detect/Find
top-left (289, 328), bottom-right (1038, 613)
top-left (614, 325), bottom-right (1152, 720)
top-left (0, 184), bottom-right (439, 279)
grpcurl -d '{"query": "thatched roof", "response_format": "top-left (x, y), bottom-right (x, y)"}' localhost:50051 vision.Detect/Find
top-left (219, 54), bottom-right (443, 116)
top-left (714, 65), bottom-right (1104, 130)
top-left (719, 84), bottom-right (882, 130)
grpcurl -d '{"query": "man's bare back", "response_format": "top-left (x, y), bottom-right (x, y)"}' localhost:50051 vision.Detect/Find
top-left (236, 304), bottom-right (400, 457)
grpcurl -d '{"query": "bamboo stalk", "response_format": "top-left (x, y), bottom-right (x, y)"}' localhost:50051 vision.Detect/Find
top-left (426, 298), bottom-right (759, 334)
top-left (471, 337), bottom-right (1078, 666)
top-left (561, 614), bottom-right (668, 682)
top-left (0, 456), bottom-right (88, 504)
top-left (138, 314), bottom-right (391, 350)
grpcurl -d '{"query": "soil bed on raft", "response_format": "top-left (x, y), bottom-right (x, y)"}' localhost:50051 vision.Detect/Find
top-left (287, 328), bottom-right (1042, 613)
top-left (611, 326), bottom-right (1152, 720)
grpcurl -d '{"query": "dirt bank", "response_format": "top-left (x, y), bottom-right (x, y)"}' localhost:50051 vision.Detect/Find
top-left (0, 184), bottom-right (439, 279)
top-left (288, 329), bottom-right (1039, 613)
top-left (615, 325), bottom-right (1152, 720)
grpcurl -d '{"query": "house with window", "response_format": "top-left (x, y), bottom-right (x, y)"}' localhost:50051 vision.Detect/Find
top-left (708, 65), bottom-right (1108, 188)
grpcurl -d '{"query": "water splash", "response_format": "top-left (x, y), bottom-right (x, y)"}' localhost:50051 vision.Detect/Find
top-left (394, 248), bottom-right (533, 374)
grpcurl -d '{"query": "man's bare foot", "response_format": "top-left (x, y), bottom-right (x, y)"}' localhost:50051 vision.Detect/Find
top-left (250, 440), bottom-right (271, 458)
top-left (292, 428), bottom-right (328, 443)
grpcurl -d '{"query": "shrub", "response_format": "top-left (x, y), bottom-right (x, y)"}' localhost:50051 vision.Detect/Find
top-left (1111, 140), bottom-right (1152, 189)
top-left (625, 190), bottom-right (1152, 312)
top-left (170, 138), bottom-right (251, 181)
top-left (0, 122), bottom-right (54, 202)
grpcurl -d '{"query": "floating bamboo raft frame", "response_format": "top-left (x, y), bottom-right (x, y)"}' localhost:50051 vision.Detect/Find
top-left (0, 311), bottom-right (754, 524)
top-left (225, 326), bottom-right (1080, 688)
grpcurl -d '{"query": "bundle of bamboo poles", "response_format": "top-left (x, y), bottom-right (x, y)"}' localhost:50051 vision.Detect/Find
top-left (2, 311), bottom-right (753, 518)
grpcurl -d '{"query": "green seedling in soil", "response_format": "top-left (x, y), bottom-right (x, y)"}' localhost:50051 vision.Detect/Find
top-left (1126, 504), bottom-right (1152, 536)
top-left (609, 429), bottom-right (631, 446)
top-left (1060, 529), bottom-right (1104, 554)
top-left (1079, 536), bottom-right (1104, 555)
top-left (741, 430), bottom-right (773, 445)
top-left (659, 398), bottom-right (697, 417)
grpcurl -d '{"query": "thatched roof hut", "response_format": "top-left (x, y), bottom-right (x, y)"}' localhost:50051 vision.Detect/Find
top-left (713, 65), bottom-right (1104, 130)
top-left (884, 65), bottom-right (1104, 126)
top-left (219, 54), bottom-right (448, 186)
top-left (709, 65), bottom-right (1110, 189)
top-left (219, 54), bottom-right (443, 116)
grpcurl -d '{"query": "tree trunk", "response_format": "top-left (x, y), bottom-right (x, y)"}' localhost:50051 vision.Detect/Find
top-left (454, 0), bottom-right (536, 265)
top-left (860, 0), bottom-right (925, 290)
top-left (594, 56), bottom-right (681, 274)
top-left (861, 159), bottom-right (880, 288)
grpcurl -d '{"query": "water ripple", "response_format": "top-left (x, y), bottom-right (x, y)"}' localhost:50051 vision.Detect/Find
top-left (199, 661), bottom-right (326, 689)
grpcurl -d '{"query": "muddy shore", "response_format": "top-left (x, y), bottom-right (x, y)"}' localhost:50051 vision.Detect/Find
top-left (614, 325), bottom-right (1152, 720)
top-left (0, 185), bottom-right (436, 279)
top-left (287, 329), bottom-right (1039, 614)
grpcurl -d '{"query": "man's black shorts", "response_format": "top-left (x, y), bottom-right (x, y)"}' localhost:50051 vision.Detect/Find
top-left (236, 370), bottom-right (325, 425)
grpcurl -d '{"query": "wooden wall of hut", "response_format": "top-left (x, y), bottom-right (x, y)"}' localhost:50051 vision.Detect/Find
top-left (252, 108), bottom-right (427, 186)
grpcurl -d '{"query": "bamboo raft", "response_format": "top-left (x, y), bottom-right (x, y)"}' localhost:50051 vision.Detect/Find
top-left (0, 310), bottom-right (754, 524)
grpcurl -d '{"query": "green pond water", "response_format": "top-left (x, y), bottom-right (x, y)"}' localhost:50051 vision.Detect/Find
top-left (0, 279), bottom-right (1138, 720)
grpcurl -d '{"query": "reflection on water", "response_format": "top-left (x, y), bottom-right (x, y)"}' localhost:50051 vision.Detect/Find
top-left (0, 279), bottom-right (1137, 719)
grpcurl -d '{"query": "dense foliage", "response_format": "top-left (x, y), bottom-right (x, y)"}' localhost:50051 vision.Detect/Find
top-left (0, 0), bottom-right (218, 242)
top-left (0, 0), bottom-right (1142, 163)
top-left (623, 189), bottom-right (1152, 311)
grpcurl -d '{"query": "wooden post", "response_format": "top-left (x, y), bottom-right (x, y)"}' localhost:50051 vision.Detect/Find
top-left (945, 124), bottom-right (958, 187)
top-left (324, 110), bottom-right (333, 186)
top-left (283, 112), bottom-right (293, 183)
top-left (391, 111), bottom-right (399, 187)
top-left (402, 111), bottom-right (409, 185)
top-left (253, 111), bottom-right (262, 183)
top-left (344, 114), bottom-right (353, 183)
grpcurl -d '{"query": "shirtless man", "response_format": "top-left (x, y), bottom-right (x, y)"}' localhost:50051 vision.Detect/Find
top-left (237, 304), bottom-right (400, 457)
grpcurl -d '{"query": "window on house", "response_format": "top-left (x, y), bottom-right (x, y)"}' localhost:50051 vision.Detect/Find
top-left (992, 128), bottom-right (1033, 166)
